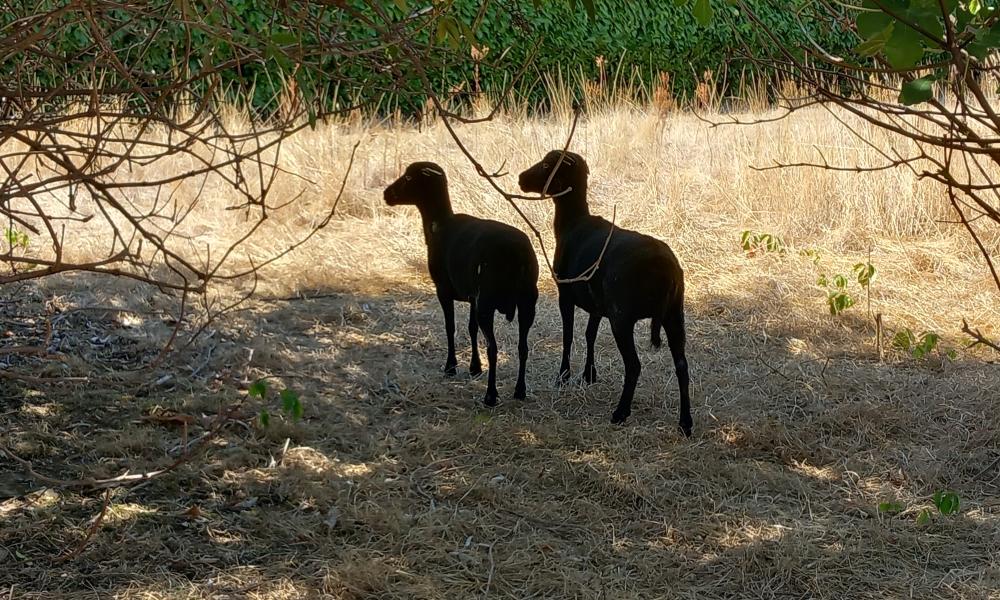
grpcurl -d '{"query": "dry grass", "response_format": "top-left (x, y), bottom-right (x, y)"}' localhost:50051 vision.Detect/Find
top-left (2, 101), bottom-right (1000, 599)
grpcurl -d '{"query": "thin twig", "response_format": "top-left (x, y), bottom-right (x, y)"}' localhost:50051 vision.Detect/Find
top-left (56, 489), bottom-right (112, 562)
top-left (962, 319), bottom-right (1000, 354)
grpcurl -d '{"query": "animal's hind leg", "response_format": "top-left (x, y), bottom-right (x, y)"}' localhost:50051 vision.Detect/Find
top-left (583, 312), bottom-right (601, 385)
top-left (477, 305), bottom-right (499, 407)
top-left (513, 292), bottom-right (537, 400)
top-left (664, 310), bottom-right (692, 437)
top-left (609, 319), bottom-right (641, 424)
top-left (468, 299), bottom-right (482, 377)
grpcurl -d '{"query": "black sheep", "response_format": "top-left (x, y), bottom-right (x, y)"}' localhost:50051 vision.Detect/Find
top-left (518, 150), bottom-right (692, 436)
top-left (384, 162), bottom-right (539, 406)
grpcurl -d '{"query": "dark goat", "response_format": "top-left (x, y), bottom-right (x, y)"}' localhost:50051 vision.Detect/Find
top-left (518, 150), bottom-right (692, 436)
top-left (384, 162), bottom-right (539, 406)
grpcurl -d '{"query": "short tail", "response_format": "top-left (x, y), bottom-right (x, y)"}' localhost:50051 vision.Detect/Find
top-left (503, 304), bottom-right (516, 323)
top-left (651, 317), bottom-right (663, 349)
top-left (652, 275), bottom-right (684, 349)
top-left (509, 262), bottom-right (537, 323)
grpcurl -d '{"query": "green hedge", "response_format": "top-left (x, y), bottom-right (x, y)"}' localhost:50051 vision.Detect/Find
top-left (1, 1), bottom-right (855, 115)
top-left (454, 0), bottom-right (855, 106)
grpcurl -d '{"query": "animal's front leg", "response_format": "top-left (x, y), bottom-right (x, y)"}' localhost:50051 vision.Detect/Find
top-left (438, 292), bottom-right (458, 376)
top-left (557, 291), bottom-right (575, 385)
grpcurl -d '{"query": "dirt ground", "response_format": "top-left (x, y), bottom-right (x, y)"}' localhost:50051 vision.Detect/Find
top-left (3, 220), bottom-right (1000, 599)
top-left (3, 107), bottom-right (1000, 598)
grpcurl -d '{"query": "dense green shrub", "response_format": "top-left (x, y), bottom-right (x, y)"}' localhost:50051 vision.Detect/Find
top-left (1, 1), bottom-right (856, 115)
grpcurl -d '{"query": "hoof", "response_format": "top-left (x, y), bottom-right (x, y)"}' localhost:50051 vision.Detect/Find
top-left (556, 369), bottom-right (571, 386)
top-left (583, 365), bottom-right (597, 385)
top-left (513, 385), bottom-right (527, 400)
top-left (483, 389), bottom-right (498, 407)
top-left (610, 409), bottom-right (630, 425)
top-left (469, 363), bottom-right (483, 378)
top-left (443, 363), bottom-right (458, 377)
top-left (679, 420), bottom-right (693, 438)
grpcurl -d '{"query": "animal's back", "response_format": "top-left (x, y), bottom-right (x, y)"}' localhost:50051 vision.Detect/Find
top-left (444, 215), bottom-right (539, 305)
top-left (558, 216), bottom-right (682, 319)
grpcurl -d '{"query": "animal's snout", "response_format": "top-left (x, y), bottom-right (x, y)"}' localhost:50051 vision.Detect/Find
top-left (518, 169), bottom-right (537, 192)
top-left (383, 185), bottom-right (398, 205)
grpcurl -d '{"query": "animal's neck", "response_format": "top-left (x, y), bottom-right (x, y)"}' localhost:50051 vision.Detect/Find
top-left (553, 187), bottom-right (590, 237)
top-left (417, 195), bottom-right (454, 241)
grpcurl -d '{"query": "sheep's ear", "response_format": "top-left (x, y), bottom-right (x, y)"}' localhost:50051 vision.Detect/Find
top-left (421, 167), bottom-right (444, 176)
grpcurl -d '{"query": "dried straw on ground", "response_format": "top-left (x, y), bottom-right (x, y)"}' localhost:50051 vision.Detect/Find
top-left (2, 104), bottom-right (999, 599)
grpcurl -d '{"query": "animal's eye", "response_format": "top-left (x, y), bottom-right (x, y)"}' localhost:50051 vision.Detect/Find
top-left (405, 175), bottom-right (412, 181)
top-left (542, 163), bottom-right (549, 169)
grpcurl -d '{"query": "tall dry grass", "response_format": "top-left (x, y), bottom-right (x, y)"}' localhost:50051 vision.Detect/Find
top-left (12, 78), bottom-right (998, 339)
top-left (255, 101), bottom-right (986, 284)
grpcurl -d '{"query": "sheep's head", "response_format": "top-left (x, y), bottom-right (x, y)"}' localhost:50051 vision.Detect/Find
top-left (384, 162), bottom-right (448, 207)
top-left (518, 150), bottom-right (588, 199)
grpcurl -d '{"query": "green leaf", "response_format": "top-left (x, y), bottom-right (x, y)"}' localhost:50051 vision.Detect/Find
top-left (809, 250), bottom-right (821, 264)
top-left (853, 263), bottom-right (875, 287)
top-left (885, 23), bottom-right (925, 69)
top-left (899, 76), bottom-right (935, 105)
top-left (893, 330), bottom-right (913, 350)
top-left (270, 31), bottom-right (298, 46)
top-left (280, 389), bottom-right (303, 420)
top-left (907, 0), bottom-right (946, 39)
top-left (967, 24), bottom-right (1000, 59)
top-left (970, 0), bottom-right (982, 14)
top-left (856, 24), bottom-right (893, 56)
top-left (441, 16), bottom-right (463, 48)
top-left (249, 379), bottom-right (268, 399)
top-left (916, 508), bottom-right (931, 524)
top-left (857, 10), bottom-right (892, 40)
top-left (946, 349), bottom-right (957, 360)
top-left (692, 0), bottom-right (714, 26)
top-left (933, 491), bottom-right (960, 515)
top-left (435, 19), bottom-right (449, 45)
top-left (457, 17), bottom-right (476, 43)
top-left (393, 0), bottom-right (408, 11)
top-left (956, 7), bottom-right (975, 34)
top-left (833, 274), bottom-right (849, 289)
top-left (919, 331), bottom-right (940, 353)
top-left (259, 409), bottom-right (270, 427)
top-left (878, 501), bottom-right (905, 514)
top-left (827, 290), bottom-right (855, 315)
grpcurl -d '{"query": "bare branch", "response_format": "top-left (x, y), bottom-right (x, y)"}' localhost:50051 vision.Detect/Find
top-left (962, 319), bottom-right (1000, 354)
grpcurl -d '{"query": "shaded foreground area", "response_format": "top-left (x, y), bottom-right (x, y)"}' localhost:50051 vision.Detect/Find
top-left (2, 243), bottom-right (999, 599)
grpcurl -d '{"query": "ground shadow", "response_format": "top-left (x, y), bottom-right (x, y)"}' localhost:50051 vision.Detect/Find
top-left (2, 273), bottom-right (999, 598)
